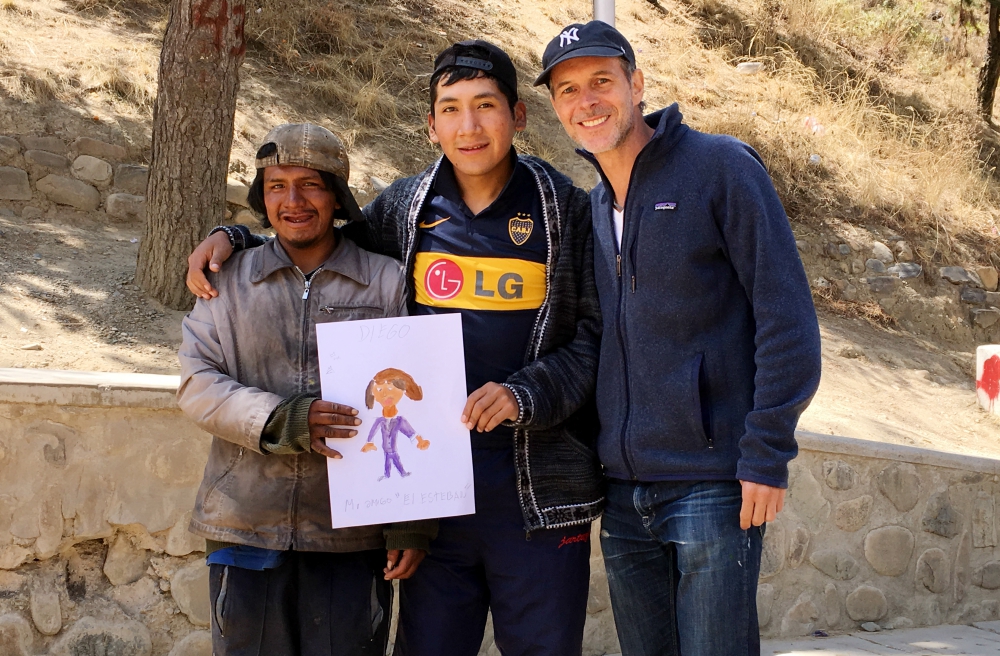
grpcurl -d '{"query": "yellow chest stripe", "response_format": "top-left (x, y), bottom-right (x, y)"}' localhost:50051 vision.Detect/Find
top-left (413, 252), bottom-right (546, 311)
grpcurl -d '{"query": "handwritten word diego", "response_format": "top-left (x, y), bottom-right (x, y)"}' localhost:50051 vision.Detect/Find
top-left (359, 323), bottom-right (410, 343)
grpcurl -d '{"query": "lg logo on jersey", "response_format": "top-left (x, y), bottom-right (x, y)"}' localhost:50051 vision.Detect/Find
top-left (476, 271), bottom-right (524, 299)
top-left (424, 258), bottom-right (525, 300)
top-left (425, 259), bottom-right (464, 300)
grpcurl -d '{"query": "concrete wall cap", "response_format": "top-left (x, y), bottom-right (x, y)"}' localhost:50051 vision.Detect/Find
top-left (796, 430), bottom-right (1000, 476)
top-left (0, 368), bottom-right (179, 408)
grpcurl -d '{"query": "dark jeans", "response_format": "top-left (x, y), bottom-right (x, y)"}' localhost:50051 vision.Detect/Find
top-left (601, 480), bottom-right (764, 656)
top-left (209, 550), bottom-right (391, 656)
top-left (393, 446), bottom-right (592, 656)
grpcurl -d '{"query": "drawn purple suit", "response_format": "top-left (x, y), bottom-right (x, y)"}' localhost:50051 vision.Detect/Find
top-left (367, 416), bottom-right (417, 479)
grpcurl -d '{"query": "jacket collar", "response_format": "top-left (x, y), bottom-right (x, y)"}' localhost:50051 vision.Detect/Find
top-left (576, 103), bottom-right (689, 182)
top-left (250, 234), bottom-right (370, 285)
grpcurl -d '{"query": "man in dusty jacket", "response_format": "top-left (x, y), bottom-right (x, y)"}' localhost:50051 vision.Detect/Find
top-left (177, 123), bottom-right (433, 656)
top-left (537, 22), bottom-right (822, 656)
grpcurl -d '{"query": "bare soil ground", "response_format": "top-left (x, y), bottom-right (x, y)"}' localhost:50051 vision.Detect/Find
top-left (0, 211), bottom-right (182, 374)
top-left (801, 311), bottom-right (1000, 460)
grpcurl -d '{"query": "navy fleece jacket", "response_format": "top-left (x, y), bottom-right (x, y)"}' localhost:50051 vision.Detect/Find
top-left (582, 104), bottom-right (821, 488)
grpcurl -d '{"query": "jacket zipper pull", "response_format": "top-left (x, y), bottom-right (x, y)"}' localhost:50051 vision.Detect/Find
top-left (302, 278), bottom-right (312, 301)
top-left (616, 254), bottom-right (622, 278)
top-left (631, 275), bottom-right (636, 293)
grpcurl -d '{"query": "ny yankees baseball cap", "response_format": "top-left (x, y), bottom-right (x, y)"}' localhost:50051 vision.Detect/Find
top-left (533, 21), bottom-right (635, 87)
top-left (254, 123), bottom-right (363, 224)
top-left (432, 40), bottom-right (519, 99)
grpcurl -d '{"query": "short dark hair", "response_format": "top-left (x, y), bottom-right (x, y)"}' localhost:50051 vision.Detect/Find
top-left (429, 45), bottom-right (518, 115)
top-left (247, 168), bottom-right (343, 228)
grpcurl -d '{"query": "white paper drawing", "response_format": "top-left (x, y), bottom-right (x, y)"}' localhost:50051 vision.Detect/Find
top-left (317, 313), bottom-right (474, 528)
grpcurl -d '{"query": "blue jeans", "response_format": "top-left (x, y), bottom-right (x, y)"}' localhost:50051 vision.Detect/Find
top-left (601, 480), bottom-right (763, 656)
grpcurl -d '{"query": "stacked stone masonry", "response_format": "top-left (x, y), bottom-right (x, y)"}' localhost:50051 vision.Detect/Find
top-left (761, 434), bottom-right (1000, 638)
top-left (0, 132), bottom-right (260, 226)
top-left (0, 370), bottom-right (997, 654)
top-left (804, 234), bottom-right (1000, 345)
top-left (0, 134), bottom-right (148, 221)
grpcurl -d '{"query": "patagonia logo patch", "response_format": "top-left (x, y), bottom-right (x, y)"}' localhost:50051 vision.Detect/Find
top-left (655, 202), bottom-right (677, 211)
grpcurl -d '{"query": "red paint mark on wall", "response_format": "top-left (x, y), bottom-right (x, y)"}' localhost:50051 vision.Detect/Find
top-left (977, 354), bottom-right (1000, 410)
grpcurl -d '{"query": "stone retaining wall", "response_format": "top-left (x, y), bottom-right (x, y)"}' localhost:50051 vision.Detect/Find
top-left (0, 135), bottom-right (149, 221)
top-left (0, 132), bottom-right (260, 227)
top-left (759, 431), bottom-right (1000, 637)
top-left (0, 370), bottom-right (211, 656)
top-left (0, 369), bottom-right (996, 654)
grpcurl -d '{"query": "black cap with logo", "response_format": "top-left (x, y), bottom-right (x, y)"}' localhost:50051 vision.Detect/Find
top-left (533, 21), bottom-right (635, 87)
top-left (432, 39), bottom-right (519, 99)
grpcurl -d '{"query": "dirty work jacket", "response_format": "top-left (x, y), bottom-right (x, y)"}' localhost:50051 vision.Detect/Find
top-left (178, 236), bottom-right (426, 552)
top-left (581, 104), bottom-right (822, 488)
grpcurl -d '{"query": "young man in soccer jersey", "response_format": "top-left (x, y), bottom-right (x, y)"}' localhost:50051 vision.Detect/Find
top-left (187, 41), bottom-right (603, 655)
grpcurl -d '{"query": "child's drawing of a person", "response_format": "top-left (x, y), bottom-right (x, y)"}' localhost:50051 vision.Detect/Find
top-left (361, 368), bottom-right (430, 480)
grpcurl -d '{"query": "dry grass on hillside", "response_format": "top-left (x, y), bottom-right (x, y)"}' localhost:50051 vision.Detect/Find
top-left (634, 0), bottom-right (1000, 268)
top-left (3, 0), bottom-right (1000, 271)
top-left (233, 0), bottom-right (1000, 269)
top-left (0, 0), bottom-right (161, 138)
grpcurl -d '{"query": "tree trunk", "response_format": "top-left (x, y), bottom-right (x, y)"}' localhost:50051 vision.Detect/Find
top-left (137, 0), bottom-right (247, 310)
top-left (979, 1), bottom-right (1000, 122)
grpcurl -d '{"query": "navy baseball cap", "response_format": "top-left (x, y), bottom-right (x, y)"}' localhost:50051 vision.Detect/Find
top-left (533, 21), bottom-right (635, 87)
top-left (432, 40), bottom-right (518, 99)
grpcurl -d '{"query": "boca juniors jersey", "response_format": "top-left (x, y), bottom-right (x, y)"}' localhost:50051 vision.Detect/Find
top-left (413, 154), bottom-right (547, 421)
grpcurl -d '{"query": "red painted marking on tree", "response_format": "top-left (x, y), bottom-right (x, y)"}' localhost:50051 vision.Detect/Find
top-left (231, 3), bottom-right (246, 57)
top-left (977, 354), bottom-right (1000, 410)
top-left (192, 0), bottom-right (229, 52)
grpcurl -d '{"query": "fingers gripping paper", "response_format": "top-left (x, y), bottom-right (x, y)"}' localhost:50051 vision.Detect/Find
top-left (317, 314), bottom-right (474, 528)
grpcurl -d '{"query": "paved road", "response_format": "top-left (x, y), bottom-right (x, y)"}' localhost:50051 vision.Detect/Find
top-left (762, 622), bottom-right (1000, 655)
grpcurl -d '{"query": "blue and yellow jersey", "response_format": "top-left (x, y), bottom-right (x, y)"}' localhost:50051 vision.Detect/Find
top-left (412, 155), bottom-right (547, 400)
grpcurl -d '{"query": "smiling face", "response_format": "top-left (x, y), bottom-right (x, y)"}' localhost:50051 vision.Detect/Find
top-left (263, 165), bottom-right (340, 253)
top-left (372, 382), bottom-right (405, 409)
top-left (548, 56), bottom-right (644, 154)
top-left (427, 75), bottom-right (527, 179)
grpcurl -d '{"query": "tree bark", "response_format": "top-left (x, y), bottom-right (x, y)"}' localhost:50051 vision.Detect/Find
top-left (138, 0), bottom-right (247, 310)
top-left (979, 1), bottom-right (1000, 122)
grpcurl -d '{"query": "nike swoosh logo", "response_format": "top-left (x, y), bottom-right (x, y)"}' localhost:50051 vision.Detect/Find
top-left (418, 217), bottom-right (451, 229)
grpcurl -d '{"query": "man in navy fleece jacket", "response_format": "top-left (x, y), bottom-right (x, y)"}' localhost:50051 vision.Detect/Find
top-left (536, 22), bottom-right (822, 656)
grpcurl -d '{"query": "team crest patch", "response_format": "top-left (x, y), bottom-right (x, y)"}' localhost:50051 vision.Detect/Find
top-left (508, 213), bottom-right (533, 246)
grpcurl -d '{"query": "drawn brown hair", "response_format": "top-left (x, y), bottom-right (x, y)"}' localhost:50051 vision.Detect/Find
top-left (365, 368), bottom-right (424, 409)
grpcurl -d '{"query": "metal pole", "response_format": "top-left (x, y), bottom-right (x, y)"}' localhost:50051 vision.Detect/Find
top-left (594, 0), bottom-right (615, 26)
